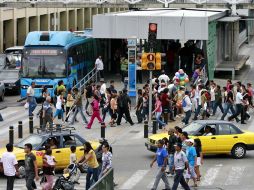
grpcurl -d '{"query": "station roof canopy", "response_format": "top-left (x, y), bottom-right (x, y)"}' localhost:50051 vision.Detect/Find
top-left (93, 8), bottom-right (228, 40)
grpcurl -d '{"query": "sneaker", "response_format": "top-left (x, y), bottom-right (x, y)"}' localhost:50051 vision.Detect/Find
top-left (85, 127), bottom-right (91, 129)
top-left (83, 121), bottom-right (88, 125)
top-left (167, 173), bottom-right (174, 177)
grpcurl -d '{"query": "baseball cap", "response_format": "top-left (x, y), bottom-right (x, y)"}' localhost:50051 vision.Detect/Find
top-left (174, 143), bottom-right (182, 148)
top-left (186, 139), bottom-right (194, 144)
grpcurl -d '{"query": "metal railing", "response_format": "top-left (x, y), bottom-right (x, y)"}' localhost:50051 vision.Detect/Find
top-left (72, 67), bottom-right (99, 92)
top-left (89, 168), bottom-right (114, 190)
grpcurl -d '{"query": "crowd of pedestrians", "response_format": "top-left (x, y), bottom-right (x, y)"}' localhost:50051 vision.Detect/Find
top-left (151, 126), bottom-right (204, 190)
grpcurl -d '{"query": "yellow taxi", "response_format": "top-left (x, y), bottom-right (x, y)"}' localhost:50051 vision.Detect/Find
top-left (145, 120), bottom-right (254, 159)
top-left (0, 131), bottom-right (100, 178)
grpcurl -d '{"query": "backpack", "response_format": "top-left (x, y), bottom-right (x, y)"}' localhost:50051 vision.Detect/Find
top-left (182, 97), bottom-right (187, 107)
top-left (205, 91), bottom-right (211, 101)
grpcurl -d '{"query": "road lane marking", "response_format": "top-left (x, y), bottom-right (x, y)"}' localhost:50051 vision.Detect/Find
top-left (0, 118), bottom-right (29, 136)
top-left (119, 170), bottom-right (149, 190)
top-left (225, 166), bottom-right (245, 185)
top-left (0, 110), bottom-right (19, 118)
top-left (200, 167), bottom-right (221, 186)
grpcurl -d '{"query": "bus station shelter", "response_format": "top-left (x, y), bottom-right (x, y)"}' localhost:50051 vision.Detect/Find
top-left (93, 8), bottom-right (227, 40)
top-left (93, 8), bottom-right (246, 80)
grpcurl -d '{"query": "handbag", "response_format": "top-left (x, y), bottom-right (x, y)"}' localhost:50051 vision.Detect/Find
top-left (24, 102), bottom-right (29, 109)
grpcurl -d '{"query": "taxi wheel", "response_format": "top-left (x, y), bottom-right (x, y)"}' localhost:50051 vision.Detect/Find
top-left (231, 144), bottom-right (246, 159)
top-left (18, 161), bottom-right (26, 178)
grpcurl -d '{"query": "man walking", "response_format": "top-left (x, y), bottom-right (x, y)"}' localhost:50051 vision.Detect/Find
top-left (167, 129), bottom-right (178, 177)
top-left (221, 84), bottom-right (235, 120)
top-left (228, 88), bottom-right (246, 124)
top-left (172, 143), bottom-right (190, 190)
top-left (42, 96), bottom-right (53, 130)
top-left (70, 88), bottom-right (88, 125)
top-left (95, 55), bottom-right (104, 79)
top-left (27, 82), bottom-right (37, 116)
top-left (24, 143), bottom-right (39, 190)
top-left (182, 91), bottom-right (192, 125)
top-left (150, 139), bottom-right (170, 190)
top-left (116, 89), bottom-right (134, 126)
top-left (0, 144), bottom-right (19, 190)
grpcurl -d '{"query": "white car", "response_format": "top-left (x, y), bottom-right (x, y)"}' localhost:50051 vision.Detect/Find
top-left (0, 81), bottom-right (5, 101)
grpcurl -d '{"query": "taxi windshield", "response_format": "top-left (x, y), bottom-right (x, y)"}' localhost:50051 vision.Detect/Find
top-left (183, 122), bottom-right (203, 136)
top-left (16, 135), bottom-right (44, 149)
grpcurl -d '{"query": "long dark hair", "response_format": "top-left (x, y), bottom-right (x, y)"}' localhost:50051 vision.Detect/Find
top-left (194, 138), bottom-right (202, 148)
top-left (84, 142), bottom-right (93, 154)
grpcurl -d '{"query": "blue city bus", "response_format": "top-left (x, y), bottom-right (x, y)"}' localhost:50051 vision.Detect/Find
top-left (20, 31), bottom-right (99, 99)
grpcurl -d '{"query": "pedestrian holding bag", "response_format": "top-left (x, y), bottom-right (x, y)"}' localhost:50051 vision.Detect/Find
top-left (24, 102), bottom-right (29, 109)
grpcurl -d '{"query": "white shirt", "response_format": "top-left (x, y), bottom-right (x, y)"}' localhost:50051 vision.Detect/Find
top-left (235, 92), bottom-right (243, 104)
top-left (45, 155), bottom-right (55, 166)
top-left (70, 153), bottom-right (77, 164)
top-left (56, 95), bottom-right (62, 109)
top-left (95, 58), bottom-right (104, 71)
top-left (100, 83), bottom-right (106, 95)
top-left (174, 151), bottom-right (188, 170)
top-left (27, 86), bottom-right (35, 97)
top-left (183, 95), bottom-right (192, 112)
top-left (158, 74), bottom-right (170, 84)
top-left (210, 87), bottom-right (215, 101)
top-left (1, 152), bottom-right (18, 176)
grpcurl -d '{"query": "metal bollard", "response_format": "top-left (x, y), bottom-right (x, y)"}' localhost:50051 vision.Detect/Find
top-left (39, 115), bottom-right (43, 129)
top-left (18, 121), bottom-right (23, 139)
top-left (152, 117), bottom-right (157, 134)
top-left (9, 126), bottom-right (14, 144)
top-left (29, 116), bottom-right (33, 134)
top-left (101, 122), bottom-right (106, 139)
top-left (144, 120), bottom-right (148, 138)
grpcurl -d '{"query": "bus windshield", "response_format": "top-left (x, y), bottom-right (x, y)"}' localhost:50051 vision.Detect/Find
top-left (22, 55), bottom-right (66, 78)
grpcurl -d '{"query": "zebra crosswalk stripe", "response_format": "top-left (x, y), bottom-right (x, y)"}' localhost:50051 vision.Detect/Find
top-left (200, 167), bottom-right (221, 186)
top-left (224, 166), bottom-right (245, 185)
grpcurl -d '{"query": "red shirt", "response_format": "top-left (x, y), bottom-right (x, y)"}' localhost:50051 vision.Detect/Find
top-left (161, 93), bottom-right (169, 107)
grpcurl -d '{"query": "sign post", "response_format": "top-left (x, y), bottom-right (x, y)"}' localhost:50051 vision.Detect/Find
top-left (127, 38), bottom-right (137, 97)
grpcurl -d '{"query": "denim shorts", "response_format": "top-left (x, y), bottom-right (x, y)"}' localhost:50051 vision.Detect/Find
top-left (185, 165), bottom-right (197, 179)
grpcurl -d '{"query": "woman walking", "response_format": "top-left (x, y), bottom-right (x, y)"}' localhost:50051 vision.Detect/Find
top-left (109, 94), bottom-right (118, 127)
top-left (99, 143), bottom-right (113, 178)
top-left (152, 94), bottom-right (167, 130)
top-left (78, 142), bottom-right (99, 190)
top-left (194, 138), bottom-right (203, 181)
top-left (65, 89), bottom-right (74, 122)
top-left (42, 149), bottom-right (56, 190)
top-left (53, 92), bottom-right (64, 123)
top-left (86, 95), bottom-right (103, 129)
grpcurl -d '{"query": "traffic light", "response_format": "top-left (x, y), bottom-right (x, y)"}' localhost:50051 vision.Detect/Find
top-left (155, 53), bottom-right (161, 70)
top-left (148, 23), bottom-right (157, 50)
top-left (146, 53), bottom-right (155, 70)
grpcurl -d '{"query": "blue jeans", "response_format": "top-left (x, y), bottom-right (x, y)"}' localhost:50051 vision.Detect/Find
top-left (86, 167), bottom-right (99, 190)
top-left (182, 110), bottom-right (191, 125)
top-left (213, 102), bottom-right (224, 115)
top-left (156, 112), bottom-right (166, 127)
top-left (70, 106), bottom-right (87, 124)
top-left (168, 154), bottom-right (174, 174)
top-left (28, 96), bottom-right (37, 116)
top-left (221, 103), bottom-right (235, 120)
top-left (194, 105), bottom-right (202, 120)
top-left (53, 109), bottom-right (63, 119)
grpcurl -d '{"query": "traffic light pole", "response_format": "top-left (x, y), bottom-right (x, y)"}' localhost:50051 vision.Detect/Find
top-left (148, 70), bottom-right (153, 128)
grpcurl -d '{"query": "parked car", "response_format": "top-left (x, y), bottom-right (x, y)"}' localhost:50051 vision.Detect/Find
top-left (0, 81), bottom-right (5, 101)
